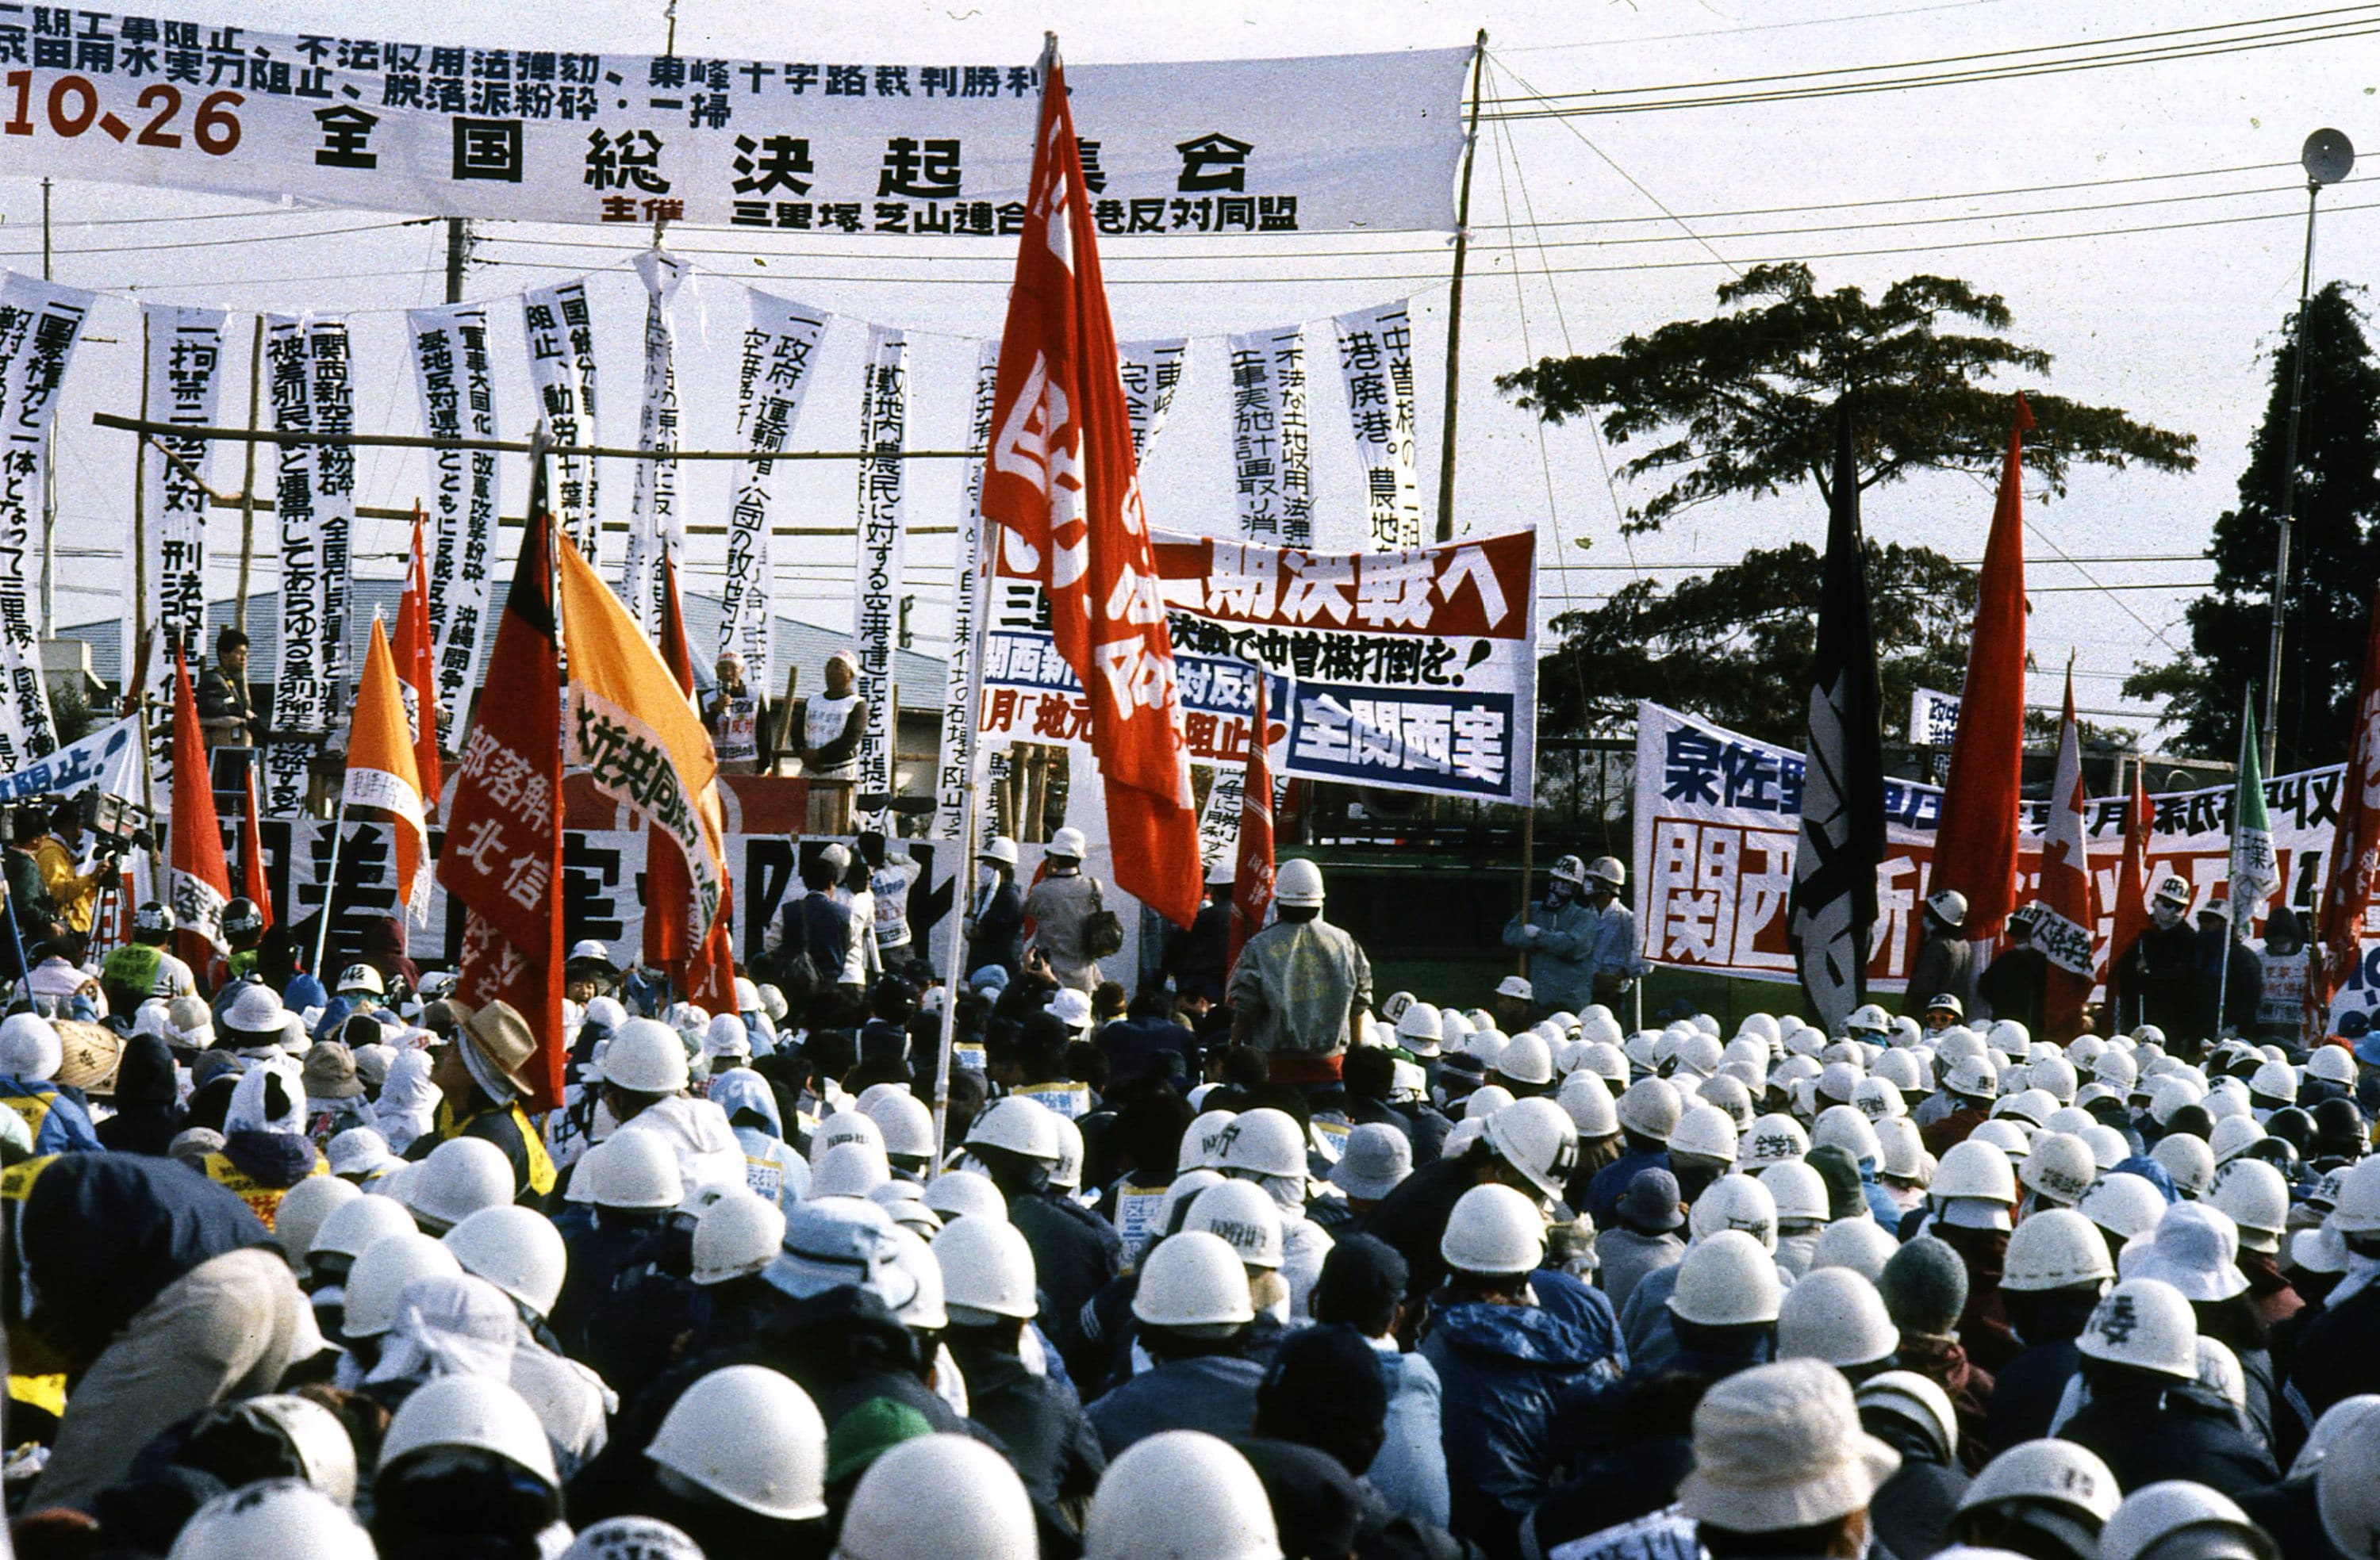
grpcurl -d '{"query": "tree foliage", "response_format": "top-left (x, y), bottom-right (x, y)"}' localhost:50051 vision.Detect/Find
top-left (2125, 282), bottom-right (2380, 772)
top-left (1499, 263), bottom-right (2198, 533)
top-left (1542, 540), bottom-right (1977, 744)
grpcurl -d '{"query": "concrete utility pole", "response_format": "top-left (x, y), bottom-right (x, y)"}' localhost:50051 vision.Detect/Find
top-left (444, 218), bottom-right (470, 304)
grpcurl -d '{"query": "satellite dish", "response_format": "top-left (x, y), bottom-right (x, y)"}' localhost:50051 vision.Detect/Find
top-left (2304, 128), bottom-right (2356, 186)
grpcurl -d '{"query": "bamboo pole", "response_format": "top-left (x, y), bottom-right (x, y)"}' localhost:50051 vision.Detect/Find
top-left (94, 411), bottom-right (981, 463)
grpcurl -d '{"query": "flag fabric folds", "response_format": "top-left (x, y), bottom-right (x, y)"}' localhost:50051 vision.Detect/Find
top-left (344, 619), bottom-right (432, 926)
top-left (2036, 669), bottom-right (2098, 1036)
top-left (1787, 399), bottom-right (1886, 1034)
top-left (167, 647), bottom-right (232, 968)
top-left (1229, 672), bottom-right (1277, 975)
top-left (646, 554), bottom-right (737, 1014)
top-left (980, 47), bottom-right (1203, 929)
top-left (2110, 759), bottom-right (2152, 1029)
top-left (2230, 697), bottom-right (2278, 922)
top-left (393, 509), bottom-right (443, 815)
top-left (1931, 395), bottom-right (2034, 949)
top-left (240, 762), bottom-right (273, 932)
top-left (440, 505), bottom-right (566, 1111)
top-left (2317, 587), bottom-right (2380, 1025)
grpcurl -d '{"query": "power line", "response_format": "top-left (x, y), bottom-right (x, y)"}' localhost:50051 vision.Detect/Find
top-left (0, 217), bottom-right (431, 260)
top-left (1501, 0), bottom-right (2006, 54)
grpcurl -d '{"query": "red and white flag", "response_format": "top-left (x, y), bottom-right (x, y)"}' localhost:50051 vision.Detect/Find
top-left (1229, 673), bottom-right (1277, 975)
top-left (2109, 758), bottom-right (2152, 1030)
top-left (2317, 585), bottom-right (2380, 1033)
top-left (167, 647), bottom-right (232, 967)
top-left (646, 554), bottom-right (737, 1014)
top-left (980, 44), bottom-right (1202, 928)
top-left (346, 619), bottom-right (432, 925)
top-left (2036, 669), bottom-right (2098, 1037)
top-left (240, 761), bottom-right (273, 933)
top-left (393, 508), bottom-right (443, 814)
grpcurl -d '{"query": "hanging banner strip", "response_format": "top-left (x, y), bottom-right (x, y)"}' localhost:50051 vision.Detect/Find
top-left (407, 302), bottom-right (502, 742)
top-left (520, 280), bottom-right (601, 564)
top-left (139, 304), bottom-right (227, 785)
top-left (0, 25), bottom-right (1466, 233)
top-left (719, 288), bottom-right (829, 697)
top-left (307, 318), bottom-right (355, 700)
top-left (934, 342), bottom-right (1000, 844)
top-left (1334, 300), bottom-right (1424, 550)
top-left (1226, 323), bottom-right (1312, 547)
top-left (263, 314), bottom-right (324, 815)
top-left (0, 273), bottom-right (90, 763)
top-left (620, 250), bottom-right (685, 632)
top-left (1118, 338), bottom-right (1188, 464)
top-left (854, 325), bottom-right (908, 825)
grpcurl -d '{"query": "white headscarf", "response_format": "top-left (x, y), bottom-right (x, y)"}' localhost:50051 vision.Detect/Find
top-left (374, 1048), bottom-right (443, 1153)
top-left (225, 1056), bottom-right (307, 1137)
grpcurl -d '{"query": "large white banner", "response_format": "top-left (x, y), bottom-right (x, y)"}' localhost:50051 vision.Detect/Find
top-left (1119, 338), bottom-right (1188, 463)
top-left (854, 326), bottom-right (907, 826)
top-left (1334, 301), bottom-right (1424, 550)
top-left (520, 280), bottom-right (601, 562)
top-left (308, 318), bottom-right (355, 701)
top-left (1227, 323), bottom-right (1313, 547)
top-left (620, 248), bottom-right (685, 630)
top-left (719, 289), bottom-right (829, 694)
top-left (0, 714), bottom-right (140, 804)
top-left (934, 343), bottom-right (1000, 845)
top-left (0, 24), bottom-right (1466, 234)
top-left (406, 302), bottom-right (501, 741)
top-left (137, 303), bottom-right (226, 784)
top-left (0, 273), bottom-right (91, 763)
top-left (261, 315), bottom-right (324, 815)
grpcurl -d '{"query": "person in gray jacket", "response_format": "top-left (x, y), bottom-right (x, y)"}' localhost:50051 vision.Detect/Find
top-left (1023, 826), bottom-right (1108, 994)
top-left (1596, 1167), bottom-right (1688, 1312)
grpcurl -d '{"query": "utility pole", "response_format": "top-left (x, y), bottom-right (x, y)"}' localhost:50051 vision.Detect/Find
top-left (1434, 31), bottom-right (1486, 543)
top-left (443, 218), bottom-right (470, 304)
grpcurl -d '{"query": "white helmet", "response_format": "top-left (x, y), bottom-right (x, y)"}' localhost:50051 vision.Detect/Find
top-left (1584, 855), bottom-right (1626, 888)
top-left (647, 1365), bottom-right (828, 1521)
top-left (811, 1140), bottom-right (893, 1201)
top-left (1847, 1002), bottom-right (1892, 1037)
top-left (584, 1129), bottom-right (686, 1212)
top-left (1485, 1096), bottom-right (1581, 1202)
top-left (2080, 1125), bottom-right (2129, 1173)
top-left (684, 1186), bottom-right (783, 1280)
top-left (601, 1018), bottom-right (693, 1094)
top-left (1954, 1438), bottom-right (2121, 1539)
top-left (1187, 1180), bottom-right (1284, 1271)
top-left (921, 1168), bottom-right (1008, 1225)
top-left (812, 1109), bottom-right (888, 1165)
top-left (1689, 1172), bottom-right (1779, 1254)
top-left (702, 1013), bottom-right (752, 1064)
top-left (2078, 1172), bottom-right (2169, 1245)
top-left (443, 1205), bottom-right (568, 1319)
top-left (1927, 888), bottom-right (1969, 927)
top-left (1441, 1182), bottom-right (1549, 1275)
top-left (1852, 1078), bottom-right (1906, 1124)
top-left (2075, 1278), bottom-right (2199, 1380)
top-left (2329, 1158), bottom-right (2380, 1234)
top-left (935, 1212), bottom-right (1038, 1321)
top-left (1668, 1102), bottom-right (1740, 1166)
top-left (2001, 1209), bottom-right (2115, 1294)
top-left (1668, 1228), bottom-right (1782, 1325)
top-left (309, 1193), bottom-right (417, 1267)
top-left (1812, 1217), bottom-right (1901, 1284)
top-left (1497, 1031), bottom-right (1556, 1088)
top-left (862, 1092), bottom-right (937, 1163)
top-left (381, 1374), bottom-right (557, 1489)
top-left (882, 1225), bottom-right (949, 1332)
top-left (2208, 1161), bottom-right (2287, 1255)
top-left (167, 1479), bottom-right (374, 1560)
top-left (273, 1175), bottom-right (360, 1275)
top-left (840, 1437), bottom-right (1039, 1560)
top-left (1133, 1231), bottom-right (1255, 1329)
top-left (1743, 1113), bottom-right (1810, 1167)
top-left (342, 1232), bottom-right (464, 1339)
top-left (2102, 1482), bottom-right (2276, 1560)
top-left (1813, 1106), bottom-right (1883, 1168)
top-left (2207, 1117), bottom-right (2263, 1175)
top-left (2307, 1045), bottom-right (2359, 1087)
top-left (1857, 1370), bottom-right (1960, 1466)
top-left (404, 1136), bottom-right (517, 1234)
top-left (2017, 1133), bottom-right (2097, 1208)
top-left (965, 1095), bottom-right (1062, 1163)
top-left (2317, 1401), bottom-right (2380, 1560)
top-left (1216, 1107), bottom-right (1307, 1180)
top-left (1778, 1266), bottom-right (1897, 1368)
top-left (1616, 1078), bottom-right (1683, 1143)
top-left (2150, 1133), bottom-right (2216, 1202)
top-left (1464, 1085), bottom-right (1517, 1122)
top-left (1876, 1117), bottom-right (1926, 1182)
top-left (1946, 1056), bottom-right (1999, 1100)
top-left (1395, 1002), bottom-right (1443, 1049)
top-left (1933, 1139), bottom-right (2017, 1205)
top-left (1273, 857), bottom-right (1325, 908)
top-left (1557, 1071), bottom-right (1619, 1138)
top-left (1698, 1075), bottom-right (1756, 1132)
top-left (1085, 1431), bottom-right (1283, 1560)
top-left (1758, 1161), bottom-right (1830, 1226)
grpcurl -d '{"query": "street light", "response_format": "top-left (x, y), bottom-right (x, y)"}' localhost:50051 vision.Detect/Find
top-left (2264, 128), bottom-right (2356, 770)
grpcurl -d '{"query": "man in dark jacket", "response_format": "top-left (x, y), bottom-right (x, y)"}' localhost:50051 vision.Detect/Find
top-left (942, 1309), bottom-right (1104, 1509)
top-left (2061, 1279), bottom-right (2275, 1498)
top-left (964, 1101), bottom-right (1120, 1379)
top-left (405, 999), bottom-right (558, 1203)
top-left (1859, 1374), bottom-right (1970, 1560)
top-left (1977, 909), bottom-right (2049, 1035)
top-left (2110, 873), bottom-right (2203, 1041)
top-left (1162, 867), bottom-right (1233, 1006)
top-left (2194, 906), bottom-right (2264, 1042)
top-left (92, 1034), bottom-right (185, 1157)
top-left (965, 838), bottom-right (1027, 979)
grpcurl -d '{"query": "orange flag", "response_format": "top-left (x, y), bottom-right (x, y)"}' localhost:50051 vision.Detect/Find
top-left (167, 647), bottom-right (232, 970)
top-left (393, 510), bottom-right (444, 815)
top-left (345, 619), bottom-right (431, 924)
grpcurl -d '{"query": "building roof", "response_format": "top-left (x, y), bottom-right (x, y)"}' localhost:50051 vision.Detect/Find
top-left (58, 582), bottom-right (948, 707)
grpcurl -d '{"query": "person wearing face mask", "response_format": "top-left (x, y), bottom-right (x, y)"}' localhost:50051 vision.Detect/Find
top-left (965, 837), bottom-right (1026, 982)
top-left (1902, 889), bottom-right (1976, 1021)
top-left (2112, 873), bottom-right (2202, 1039)
top-left (1502, 854), bottom-right (1600, 1015)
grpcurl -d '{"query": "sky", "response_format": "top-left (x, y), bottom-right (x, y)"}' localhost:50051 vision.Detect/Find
top-left (7, 0), bottom-right (2377, 757)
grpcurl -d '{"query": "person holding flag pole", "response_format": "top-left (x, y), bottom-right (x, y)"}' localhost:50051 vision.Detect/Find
top-left (2217, 692), bottom-right (2278, 1038)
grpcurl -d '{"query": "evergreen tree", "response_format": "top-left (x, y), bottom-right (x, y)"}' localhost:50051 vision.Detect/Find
top-left (2125, 282), bottom-right (2380, 770)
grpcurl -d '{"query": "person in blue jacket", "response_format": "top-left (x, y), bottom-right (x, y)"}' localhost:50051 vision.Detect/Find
top-left (1502, 854), bottom-right (1599, 1015)
top-left (0, 1010), bottom-right (102, 1156)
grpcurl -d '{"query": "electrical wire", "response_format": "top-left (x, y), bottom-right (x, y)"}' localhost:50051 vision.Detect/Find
top-left (1500, 0), bottom-right (2006, 54)
top-left (1, 218), bottom-right (431, 257)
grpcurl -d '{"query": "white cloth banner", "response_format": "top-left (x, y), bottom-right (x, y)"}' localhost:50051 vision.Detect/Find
top-left (1227, 323), bottom-right (1313, 547)
top-left (406, 302), bottom-right (502, 741)
top-left (520, 280), bottom-right (601, 563)
top-left (1333, 301), bottom-right (1423, 550)
top-left (0, 273), bottom-right (91, 764)
top-left (137, 303), bottom-right (226, 785)
top-left (854, 326), bottom-right (907, 823)
top-left (1118, 339), bottom-right (1188, 463)
top-left (719, 289), bottom-right (830, 694)
top-left (1910, 686), bottom-right (1962, 746)
top-left (261, 315), bottom-right (324, 814)
top-left (0, 24), bottom-right (1467, 234)
top-left (934, 343), bottom-right (1000, 845)
top-left (0, 714), bottom-right (140, 804)
top-left (620, 248), bottom-right (685, 630)
top-left (308, 318), bottom-right (356, 702)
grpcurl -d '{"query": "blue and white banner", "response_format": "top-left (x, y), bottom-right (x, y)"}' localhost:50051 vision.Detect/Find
top-left (0, 715), bottom-right (141, 805)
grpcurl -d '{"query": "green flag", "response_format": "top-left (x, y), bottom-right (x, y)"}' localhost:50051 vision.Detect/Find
top-left (2231, 697), bottom-right (2278, 918)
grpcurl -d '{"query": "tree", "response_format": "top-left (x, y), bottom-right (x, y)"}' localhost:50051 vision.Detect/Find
top-left (2124, 282), bottom-right (2380, 772)
top-left (1499, 263), bottom-right (2196, 533)
top-left (1541, 540), bottom-right (1975, 744)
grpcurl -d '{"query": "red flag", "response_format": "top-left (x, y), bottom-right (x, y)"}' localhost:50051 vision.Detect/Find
top-left (1931, 394), bottom-right (2033, 945)
top-left (440, 506), bottom-right (566, 1111)
top-left (1228, 673), bottom-right (1276, 975)
top-left (2038, 669), bottom-right (2097, 1038)
top-left (2110, 758), bottom-right (2152, 979)
top-left (980, 46), bottom-right (1202, 928)
top-left (167, 647), bottom-right (232, 972)
top-left (393, 509), bottom-right (443, 816)
top-left (241, 762), bottom-right (273, 931)
top-left (644, 556), bottom-right (739, 1012)
top-left (2317, 585), bottom-right (2380, 1033)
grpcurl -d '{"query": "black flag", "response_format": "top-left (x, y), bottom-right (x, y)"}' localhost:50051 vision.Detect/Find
top-left (1789, 399), bottom-right (1887, 1031)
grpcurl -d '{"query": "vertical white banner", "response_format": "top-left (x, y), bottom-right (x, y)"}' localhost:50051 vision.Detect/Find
top-left (0, 274), bottom-right (93, 763)
top-left (1117, 338), bottom-right (1188, 464)
top-left (406, 303), bottom-right (503, 742)
top-left (854, 326), bottom-right (908, 824)
top-left (139, 304), bottom-right (227, 788)
top-left (262, 316), bottom-right (324, 816)
top-left (520, 280), bottom-right (601, 564)
top-left (620, 248), bottom-right (685, 632)
top-left (720, 289), bottom-right (831, 696)
top-left (307, 319), bottom-right (356, 703)
top-left (1334, 301), bottom-right (1423, 550)
top-left (935, 343), bottom-right (1001, 843)
top-left (1226, 323), bottom-right (1313, 547)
